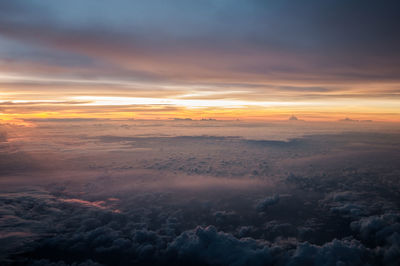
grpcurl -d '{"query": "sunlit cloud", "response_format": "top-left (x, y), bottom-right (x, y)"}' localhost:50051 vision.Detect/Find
top-left (71, 96), bottom-right (314, 108)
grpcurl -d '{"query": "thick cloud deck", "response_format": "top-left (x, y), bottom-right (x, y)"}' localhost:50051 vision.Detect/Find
top-left (0, 121), bottom-right (400, 265)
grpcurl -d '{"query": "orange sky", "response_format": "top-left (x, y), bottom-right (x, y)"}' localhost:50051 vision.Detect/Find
top-left (1, 74), bottom-right (399, 123)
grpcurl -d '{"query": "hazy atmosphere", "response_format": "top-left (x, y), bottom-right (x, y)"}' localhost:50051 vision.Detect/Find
top-left (1, 1), bottom-right (400, 265)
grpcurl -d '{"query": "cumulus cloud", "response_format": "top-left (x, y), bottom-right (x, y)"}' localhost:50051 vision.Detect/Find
top-left (288, 239), bottom-right (367, 266)
top-left (351, 213), bottom-right (400, 245)
top-left (167, 226), bottom-right (277, 266)
top-left (351, 213), bottom-right (400, 266)
top-left (256, 194), bottom-right (280, 212)
top-left (1, 174), bottom-right (399, 265)
top-left (264, 221), bottom-right (296, 240)
top-left (167, 226), bottom-right (374, 266)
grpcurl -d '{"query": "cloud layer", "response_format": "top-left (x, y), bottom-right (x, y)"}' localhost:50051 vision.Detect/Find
top-left (1, 121), bottom-right (400, 264)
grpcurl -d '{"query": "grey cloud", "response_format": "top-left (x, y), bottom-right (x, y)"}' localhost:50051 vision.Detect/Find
top-left (351, 213), bottom-right (400, 266)
top-left (288, 239), bottom-right (367, 266)
top-left (351, 213), bottom-right (400, 245)
top-left (167, 225), bottom-right (276, 266)
top-left (1, 0), bottom-right (400, 85)
top-left (256, 194), bottom-right (280, 212)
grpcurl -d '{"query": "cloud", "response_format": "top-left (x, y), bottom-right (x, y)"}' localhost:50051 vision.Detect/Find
top-left (339, 117), bottom-right (359, 122)
top-left (0, 150), bottom-right (42, 175)
top-left (0, 169), bottom-right (398, 265)
top-left (0, 130), bottom-right (7, 142)
top-left (29, 259), bottom-right (102, 266)
top-left (264, 221), bottom-right (296, 240)
top-left (1, 126), bottom-right (400, 265)
top-left (288, 239), bottom-right (367, 266)
top-left (351, 213), bottom-right (400, 245)
top-left (351, 213), bottom-right (400, 266)
top-left (256, 194), bottom-right (280, 212)
top-left (167, 226), bottom-right (275, 266)
top-left (213, 210), bottom-right (237, 225)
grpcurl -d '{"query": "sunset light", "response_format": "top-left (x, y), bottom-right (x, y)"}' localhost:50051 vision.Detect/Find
top-left (1, 1), bottom-right (400, 265)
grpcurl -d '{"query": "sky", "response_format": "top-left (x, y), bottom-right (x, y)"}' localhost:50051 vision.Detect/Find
top-left (1, 0), bottom-right (400, 122)
top-left (1, 2), bottom-right (400, 263)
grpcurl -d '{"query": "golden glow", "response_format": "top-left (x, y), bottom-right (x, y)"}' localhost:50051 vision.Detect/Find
top-left (1, 96), bottom-right (399, 122)
top-left (1, 74), bottom-right (399, 123)
top-left (71, 96), bottom-right (314, 108)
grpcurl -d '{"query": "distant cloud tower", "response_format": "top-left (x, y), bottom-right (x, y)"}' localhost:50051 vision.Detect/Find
top-left (288, 115), bottom-right (298, 121)
top-left (339, 117), bottom-right (373, 122)
top-left (340, 117), bottom-right (357, 122)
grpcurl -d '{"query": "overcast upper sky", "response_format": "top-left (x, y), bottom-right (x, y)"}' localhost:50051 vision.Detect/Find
top-left (1, 0), bottom-right (400, 121)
